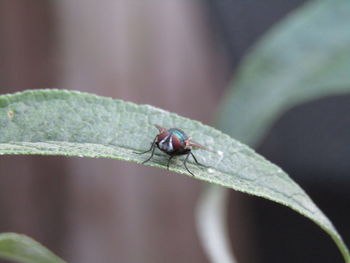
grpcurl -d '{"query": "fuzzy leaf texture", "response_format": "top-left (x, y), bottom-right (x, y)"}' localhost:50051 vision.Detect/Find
top-left (0, 233), bottom-right (66, 263)
top-left (0, 89), bottom-right (349, 262)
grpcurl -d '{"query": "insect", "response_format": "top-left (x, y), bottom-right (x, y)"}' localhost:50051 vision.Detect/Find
top-left (135, 124), bottom-right (213, 176)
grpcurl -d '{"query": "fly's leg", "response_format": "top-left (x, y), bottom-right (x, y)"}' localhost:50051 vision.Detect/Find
top-left (134, 137), bottom-right (157, 164)
top-left (166, 155), bottom-right (174, 170)
top-left (134, 136), bottom-right (156, 154)
top-left (190, 152), bottom-right (209, 168)
top-left (141, 143), bottom-right (156, 164)
top-left (183, 152), bottom-right (195, 177)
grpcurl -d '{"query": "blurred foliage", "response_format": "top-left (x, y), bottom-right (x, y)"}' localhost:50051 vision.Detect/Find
top-left (0, 233), bottom-right (66, 263)
top-left (217, 0), bottom-right (350, 147)
top-left (209, 0), bottom-right (350, 262)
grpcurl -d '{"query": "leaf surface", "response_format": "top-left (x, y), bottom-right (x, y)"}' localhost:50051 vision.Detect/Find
top-left (0, 89), bottom-right (348, 262)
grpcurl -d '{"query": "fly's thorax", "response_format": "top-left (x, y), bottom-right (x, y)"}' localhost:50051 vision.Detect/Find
top-left (167, 128), bottom-right (187, 144)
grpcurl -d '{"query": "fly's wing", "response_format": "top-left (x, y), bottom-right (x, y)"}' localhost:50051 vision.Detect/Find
top-left (188, 140), bottom-right (216, 153)
top-left (154, 124), bottom-right (166, 133)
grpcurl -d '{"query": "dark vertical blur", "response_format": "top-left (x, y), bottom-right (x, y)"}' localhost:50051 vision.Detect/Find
top-left (0, 1), bottom-right (68, 262)
top-left (0, 0), bottom-right (56, 92)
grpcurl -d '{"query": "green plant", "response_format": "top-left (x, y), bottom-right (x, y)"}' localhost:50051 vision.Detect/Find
top-left (1, 0), bottom-right (350, 262)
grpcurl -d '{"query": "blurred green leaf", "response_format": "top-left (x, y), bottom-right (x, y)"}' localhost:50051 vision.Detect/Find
top-left (0, 89), bottom-right (349, 262)
top-left (217, 0), bottom-right (350, 147)
top-left (0, 233), bottom-right (66, 263)
top-left (211, 0), bottom-right (350, 262)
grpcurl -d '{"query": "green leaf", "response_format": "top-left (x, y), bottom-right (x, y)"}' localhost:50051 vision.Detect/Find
top-left (217, 0), bottom-right (350, 147)
top-left (0, 89), bottom-right (349, 262)
top-left (0, 233), bottom-right (66, 263)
